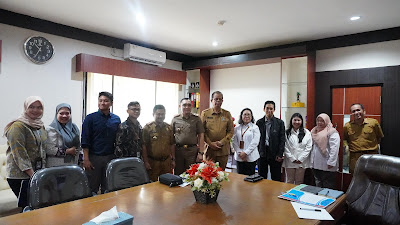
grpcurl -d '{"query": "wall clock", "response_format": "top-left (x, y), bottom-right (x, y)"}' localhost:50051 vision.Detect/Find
top-left (23, 36), bottom-right (54, 64)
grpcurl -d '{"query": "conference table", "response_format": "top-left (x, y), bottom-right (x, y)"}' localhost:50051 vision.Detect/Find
top-left (0, 173), bottom-right (346, 225)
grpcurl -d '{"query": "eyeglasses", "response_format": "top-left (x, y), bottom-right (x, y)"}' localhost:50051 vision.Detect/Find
top-left (129, 108), bottom-right (141, 112)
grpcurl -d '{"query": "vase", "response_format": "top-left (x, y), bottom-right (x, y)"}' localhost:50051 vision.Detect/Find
top-left (193, 190), bottom-right (219, 204)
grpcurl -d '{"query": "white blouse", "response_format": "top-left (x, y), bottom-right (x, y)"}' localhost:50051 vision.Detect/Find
top-left (311, 132), bottom-right (340, 172)
top-left (232, 123), bottom-right (260, 162)
top-left (283, 128), bottom-right (313, 169)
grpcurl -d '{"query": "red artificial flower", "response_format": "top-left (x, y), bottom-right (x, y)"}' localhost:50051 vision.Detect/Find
top-left (186, 164), bottom-right (200, 177)
top-left (232, 117), bottom-right (235, 122)
top-left (200, 166), bottom-right (218, 184)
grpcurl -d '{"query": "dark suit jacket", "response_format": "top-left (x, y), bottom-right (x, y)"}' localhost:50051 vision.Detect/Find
top-left (256, 116), bottom-right (285, 159)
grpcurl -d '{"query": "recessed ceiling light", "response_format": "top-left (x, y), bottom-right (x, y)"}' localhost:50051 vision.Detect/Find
top-left (212, 41), bottom-right (218, 47)
top-left (136, 13), bottom-right (146, 25)
top-left (350, 16), bottom-right (361, 21)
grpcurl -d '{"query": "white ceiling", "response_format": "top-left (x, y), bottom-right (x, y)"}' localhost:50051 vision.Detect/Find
top-left (1, 0), bottom-right (400, 57)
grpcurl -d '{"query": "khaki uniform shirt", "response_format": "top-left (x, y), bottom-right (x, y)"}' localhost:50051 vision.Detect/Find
top-left (201, 108), bottom-right (234, 156)
top-left (171, 114), bottom-right (204, 145)
top-left (142, 122), bottom-right (175, 159)
top-left (343, 118), bottom-right (384, 152)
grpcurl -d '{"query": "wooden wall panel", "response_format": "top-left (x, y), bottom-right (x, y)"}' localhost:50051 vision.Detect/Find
top-left (332, 88), bottom-right (344, 115)
top-left (199, 69), bottom-right (210, 113)
top-left (316, 65), bottom-right (400, 157)
top-left (344, 86), bottom-right (381, 115)
top-left (76, 53), bottom-right (186, 84)
top-left (306, 51), bottom-right (316, 129)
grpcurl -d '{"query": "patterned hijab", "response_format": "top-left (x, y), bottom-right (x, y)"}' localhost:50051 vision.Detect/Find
top-left (4, 96), bottom-right (44, 136)
top-left (311, 113), bottom-right (337, 155)
top-left (49, 103), bottom-right (80, 148)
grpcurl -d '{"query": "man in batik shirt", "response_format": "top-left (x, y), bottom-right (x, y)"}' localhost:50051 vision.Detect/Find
top-left (115, 101), bottom-right (142, 158)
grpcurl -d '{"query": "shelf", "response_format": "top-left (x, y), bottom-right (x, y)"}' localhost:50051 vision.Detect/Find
top-left (282, 82), bottom-right (307, 86)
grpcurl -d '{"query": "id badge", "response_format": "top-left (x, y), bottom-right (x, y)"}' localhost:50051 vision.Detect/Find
top-left (239, 141), bottom-right (244, 149)
top-left (34, 158), bottom-right (42, 170)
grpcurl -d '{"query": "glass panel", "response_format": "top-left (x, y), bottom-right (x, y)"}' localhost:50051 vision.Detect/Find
top-left (343, 114), bottom-right (351, 173)
top-left (86, 73), bottom-right (113, 114)
top-left (113, 76), bottom-right (156, 125)
top-left (155, 81), bottom-right (180, 124)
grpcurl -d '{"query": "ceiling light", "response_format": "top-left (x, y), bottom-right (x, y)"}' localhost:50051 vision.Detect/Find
top-left (212, 41), bottom-right (218, 47)
top-left (350, 16), bottom-right (361, 21)
top-left (136, 13), bottom-right (146, 25)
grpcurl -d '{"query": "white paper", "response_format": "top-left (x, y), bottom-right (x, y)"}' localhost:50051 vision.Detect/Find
top-left (291, 202), bottom-right (334, 220)
top-left (179, 182), bottom-right (190, 187)
top-left (90, 206), bottom-right (119, 224)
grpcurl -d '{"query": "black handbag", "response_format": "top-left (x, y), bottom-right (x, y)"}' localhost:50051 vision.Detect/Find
top-left (159, 173), bottom-right (183, 187)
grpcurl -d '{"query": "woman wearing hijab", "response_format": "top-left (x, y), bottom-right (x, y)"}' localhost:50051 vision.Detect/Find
top-left (4, 96), bottom-right (47, 210)
top-left (310, 113), bottom-right (340, 189)
top-left (283, 113), bottom-right (312, 184)
top-left (45, 103), bottom-right (80, 167)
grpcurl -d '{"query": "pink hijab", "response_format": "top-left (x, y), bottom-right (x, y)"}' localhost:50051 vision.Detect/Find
top-left (311, 113), bottom-right (337, 155)
top-left (4, 96), bottom-right (44, 136)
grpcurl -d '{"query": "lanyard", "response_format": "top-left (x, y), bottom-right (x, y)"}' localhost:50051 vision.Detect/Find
top-left (241, 125), bottom-right (250, 140)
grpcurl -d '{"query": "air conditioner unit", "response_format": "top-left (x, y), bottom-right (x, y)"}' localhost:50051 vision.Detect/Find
top-left (123, 43), bottom-right (166, 66)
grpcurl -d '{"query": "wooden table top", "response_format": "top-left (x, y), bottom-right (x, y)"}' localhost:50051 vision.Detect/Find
top-left (0, 173), bottom-right (346, 225)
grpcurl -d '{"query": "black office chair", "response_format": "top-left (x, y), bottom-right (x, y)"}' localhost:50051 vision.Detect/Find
top-left (24, 165), bottom-right (92, 211)
top-left (346, 154), bottom-right (400, 225)
top-left (105, 157), bottom-right (150, 192)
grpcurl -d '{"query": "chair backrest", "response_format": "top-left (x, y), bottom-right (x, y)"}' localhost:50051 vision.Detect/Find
top-left (346, 154), bottom-right (400, 225)
top-left (29, 165), bottom-right (91, 210)
top-left (105, 157), bottom-right (150, 192)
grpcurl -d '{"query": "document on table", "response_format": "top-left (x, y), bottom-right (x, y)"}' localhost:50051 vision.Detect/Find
top-left (278, 189), bottom-right (335, 208)
top-left (291, 202), bottom-right (334, 220)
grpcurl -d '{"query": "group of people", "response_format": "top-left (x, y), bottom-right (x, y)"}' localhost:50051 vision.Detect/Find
top-left (230, 99), bottom-right (383, 190)
top-left (4, 90), bottom-right (384, 211)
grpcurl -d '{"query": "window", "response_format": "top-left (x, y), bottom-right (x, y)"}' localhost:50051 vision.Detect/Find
top-left (86, 73), bottom-right (181, 125)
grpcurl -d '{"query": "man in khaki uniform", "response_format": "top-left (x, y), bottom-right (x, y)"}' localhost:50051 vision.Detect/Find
top-left (172, 98), bottom-right (205, 175)
top-left (142, 105), bottom-right (176, 181)
top-left (201, 91), bottom-right (234, 170)
top-left (343, 103), bottom-right (384, 174)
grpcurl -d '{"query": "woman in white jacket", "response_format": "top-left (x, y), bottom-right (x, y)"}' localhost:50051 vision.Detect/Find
top-left (310, 113), bottom-right (340, 189)
top-left (45, 103), bottom-right (81, 167)
top-left (283, 113), bottom-right (312, 184)
top-left (232, 108), bottom-right (260, 175)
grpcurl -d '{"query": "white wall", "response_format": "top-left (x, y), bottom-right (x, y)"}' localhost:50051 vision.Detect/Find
top-left (210, 63), bottom-right (281, 123)
top-left (316, 39), bottom-right (400, 72)
top-left (0, 23), bottom-right (182, 145)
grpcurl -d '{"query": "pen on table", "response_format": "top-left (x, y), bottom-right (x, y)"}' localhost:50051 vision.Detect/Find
top-left (300, 208), bottom-right (321, 212)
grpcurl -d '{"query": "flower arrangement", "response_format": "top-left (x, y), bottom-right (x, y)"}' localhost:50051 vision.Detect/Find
top-left (180, 161), bottom-right (229, 197)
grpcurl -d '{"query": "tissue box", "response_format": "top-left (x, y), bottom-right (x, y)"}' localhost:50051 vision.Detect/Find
top-left (83, 212), bottom-right (134, 225)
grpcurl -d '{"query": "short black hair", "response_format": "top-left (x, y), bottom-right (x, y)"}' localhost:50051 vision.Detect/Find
top-left (238, 108), bottom-right (255, 124)
top-left (263, 100), bottom-right (275, 110)
top-left (211, 91), bottom-right (223, 99)
top-left (350, 103), bottom-right (364, 111)
top-left (99, 91), bottom-right (113, 102)
top-left (127, 101), bottom-right (140, 108)
top-left (180, 98), bottom-right (191, 103)
top-left (153, 104), bottom-right (165, 114)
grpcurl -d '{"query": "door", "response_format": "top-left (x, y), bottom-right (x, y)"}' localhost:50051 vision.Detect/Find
top-left (331, 86), bottom-right (381, 191)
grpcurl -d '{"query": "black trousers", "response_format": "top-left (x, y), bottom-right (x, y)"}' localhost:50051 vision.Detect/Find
top-left (85, 154), bottom-right (115, 194)
top-left (237, 161), bottom-right (257, 175)
top-left (257, 157), bottom-right (282, 181)
top-left (7, 178), bottom-right (30, 210)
